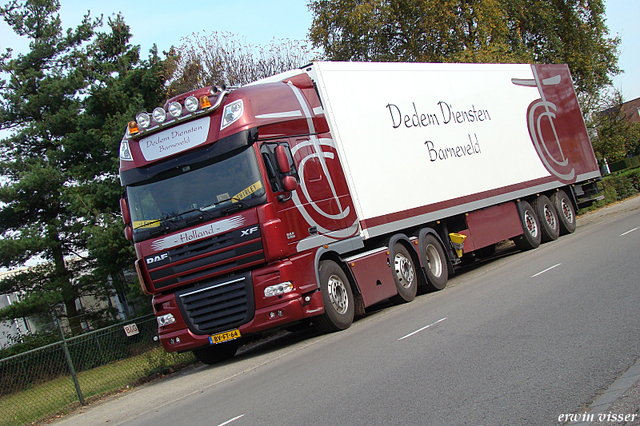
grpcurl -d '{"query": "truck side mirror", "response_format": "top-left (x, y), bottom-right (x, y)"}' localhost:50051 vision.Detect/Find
top-left (275, 145), bottom-right (291, 174)
top-left (120, 198), bottom-right (131, 225)
top-left (124, 225), bottom-right (133, 242)
top-left (282, 175), bottom-right (298, 192)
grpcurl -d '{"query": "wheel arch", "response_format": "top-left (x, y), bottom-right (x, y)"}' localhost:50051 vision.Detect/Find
top-left (313, 246), bottom-right (365, 316)
top-left (415, 227), bottom-right (454, 280)
top-left (521, 186), bottom-right (578, 213)
top-left (387, 233), bottom-right (427, 287)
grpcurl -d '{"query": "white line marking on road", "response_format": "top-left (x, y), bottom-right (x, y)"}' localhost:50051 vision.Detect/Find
top-left (218, 414), bottom-right (245, 426)
top-left (398, 317), bottom-right (447, 341)
top-left (620, 227), bottom-right (639, 237)
top-left (531, 263), bottom-right (562, 278)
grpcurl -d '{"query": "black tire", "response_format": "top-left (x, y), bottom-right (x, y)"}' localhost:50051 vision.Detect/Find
top-left (420, 234), bottom-right (448, 291)
top-left (550, 190), bottom-right (577, 235)
top-left (314, 260), bottom-right (354, 333)
top-left (193, 339), bottom-right (240, 365)
top-left (513, 200), bottom-right (542, 251)
top-left (532, 195), bottom-right (560, 243)
top-left (390, 243), bottom-right (418, 303)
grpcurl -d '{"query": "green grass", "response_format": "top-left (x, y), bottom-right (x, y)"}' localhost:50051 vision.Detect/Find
top-left (0, 347), bottom-right (195, 426)
top-left (578, 168), bottom-right (640, 215)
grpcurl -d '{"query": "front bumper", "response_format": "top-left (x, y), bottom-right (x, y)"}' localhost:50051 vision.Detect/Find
top-left (158, 291), bottom-right (324, 353)
top-left (154, 258), bottom-right (324, 353)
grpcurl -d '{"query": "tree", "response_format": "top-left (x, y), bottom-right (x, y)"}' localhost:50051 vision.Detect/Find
top-left (502, 0), bottom-right (619, 96)
top-left (308, 0), bottom-right (518, 62)
top-left (0, 0), bottom-right (103, 335)
top-left (65, 14), bottom-right (170, 320)
top-left (168, 32), bottom-right (321, 95)
top-left (0, 1), bottom-right (167, 334)
top-left (308, 0), bottom-right (620, 96)
top-left (589, 91), bottom-right (640, 163)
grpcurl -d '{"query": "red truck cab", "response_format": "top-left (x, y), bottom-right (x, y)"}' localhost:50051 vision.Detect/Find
top-left (120, 73), bottom-right (358, 363)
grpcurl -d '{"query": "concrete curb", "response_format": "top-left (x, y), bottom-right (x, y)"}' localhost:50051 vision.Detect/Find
top-left (566, 357), bottom-right (640, 425)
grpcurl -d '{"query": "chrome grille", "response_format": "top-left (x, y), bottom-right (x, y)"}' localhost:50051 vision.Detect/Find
top-left (176, 272), bottom-right (254, 334)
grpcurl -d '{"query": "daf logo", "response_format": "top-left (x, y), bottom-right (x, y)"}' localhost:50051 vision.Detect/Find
top-left (146, 253), bottom-right (168, 265)
top-left (240, 226), bottom-right (259, 237)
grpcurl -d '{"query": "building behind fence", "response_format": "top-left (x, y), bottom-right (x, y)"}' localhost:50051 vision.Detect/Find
top-left (0, 315), bottom-right (195, 426)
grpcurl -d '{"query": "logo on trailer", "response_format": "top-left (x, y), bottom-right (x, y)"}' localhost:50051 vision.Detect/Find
top-left (512, 66), bottom-right (576, 183)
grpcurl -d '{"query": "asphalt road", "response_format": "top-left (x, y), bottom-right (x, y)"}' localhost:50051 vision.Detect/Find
top-left (54, 196), bottom-right (640, 426)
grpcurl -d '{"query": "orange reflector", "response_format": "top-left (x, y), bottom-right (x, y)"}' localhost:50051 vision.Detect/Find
top-left (200, 95), bottom-right (212, 108)
top-left (128, 121), bottom-right (140, 135)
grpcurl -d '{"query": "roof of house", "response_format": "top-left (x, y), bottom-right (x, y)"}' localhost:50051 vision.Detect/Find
top-left (621, 97), bottom-right (640, 124)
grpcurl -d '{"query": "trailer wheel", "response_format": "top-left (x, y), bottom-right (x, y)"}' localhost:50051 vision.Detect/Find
top-left (314, 260), bottom-right (354, 333)
top-left (420, 234), bottom-right (448, 291)
top-left (193, 339), bottom-right (240, 365)
top-left (514, 201), bottom-right (541, 251)
top-left (532, 195), bottom-right (560, 242)
top-left (550, 190), bottom-right (576, 235)
top-left (390, 243), bottom-right (418, 303)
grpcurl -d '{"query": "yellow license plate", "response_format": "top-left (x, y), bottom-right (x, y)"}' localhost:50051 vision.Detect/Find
top-left (209, 329), bottom-right (241, 345)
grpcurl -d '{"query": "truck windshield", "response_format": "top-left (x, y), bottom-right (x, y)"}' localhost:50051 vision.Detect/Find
top-left (126, 146), bottom-right (266, 241)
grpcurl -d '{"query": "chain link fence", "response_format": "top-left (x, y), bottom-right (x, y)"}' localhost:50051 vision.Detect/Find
top-left (0, 315), bottom-right (195, 426)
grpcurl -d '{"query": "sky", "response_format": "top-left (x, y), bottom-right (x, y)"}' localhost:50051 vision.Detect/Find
top-left (0, 0), bottom-right (637, 100)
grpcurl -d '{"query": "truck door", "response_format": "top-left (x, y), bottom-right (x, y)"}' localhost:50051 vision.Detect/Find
top-left (261, 136), bottom-right (358, 253)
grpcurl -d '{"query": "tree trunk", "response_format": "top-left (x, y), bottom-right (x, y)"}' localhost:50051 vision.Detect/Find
top-left (50, 233), bottom-right (83, 336)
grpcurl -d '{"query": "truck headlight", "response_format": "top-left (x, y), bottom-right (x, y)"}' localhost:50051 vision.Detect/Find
top-left (136, 112), bottom-right (151, 129)
top-left (185, 95), bottom-right (199, 112)
top-left (156, 313), bottom-right (176, 327)
top-left (168, 101), bottom-right (182, 118)
top-left (264, 282), bottom-right (294, 298)
top-left (153, 107), bottom-right (167, 123)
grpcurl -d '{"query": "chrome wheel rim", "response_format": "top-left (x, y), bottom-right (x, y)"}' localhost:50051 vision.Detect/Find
top-left (327, 274), bottom-right (349, 314)
top-left (394, 252), bottom-right (415, 288)
top-left (544, 204), bottom-right (557, 229)
top-left (561, 199), bottom-right (574, 223)
top-left (425, 244), bottom-right (443, 278)
top-left (524, 210), bottom-right (539, 238)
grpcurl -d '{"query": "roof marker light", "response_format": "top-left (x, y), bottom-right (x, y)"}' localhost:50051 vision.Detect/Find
top-left (185, 96), bottom-right (199, 112)
top-left (127, 121), bottom-right (140, 136)
top-left (200, 95), bottom-right (212, 109)
top-left (168, 101), bottom-right (182, 118)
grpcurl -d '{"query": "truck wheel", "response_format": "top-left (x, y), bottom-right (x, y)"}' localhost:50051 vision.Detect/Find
top-left (532, 195), bottom-right (560, 242)
top-left (421, 234), bottom-right (448, 291)
top-left (314, 260), bottom-right (354, 333)
top-left (550, 190), bottom-right (576, 235)
top-left (514, 201), bottom-right (541, 251)
top-left (193, 339), bottom-right (240, 365)
top-left (390, 243), bottom-right (418, 303)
